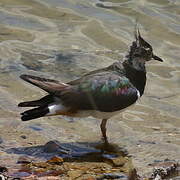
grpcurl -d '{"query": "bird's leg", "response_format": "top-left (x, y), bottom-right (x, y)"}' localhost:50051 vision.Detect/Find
top-left (100, 119), bottom-right (108, 145)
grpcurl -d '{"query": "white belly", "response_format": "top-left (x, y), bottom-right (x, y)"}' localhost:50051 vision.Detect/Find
top-left (73, 105), bottom-right (134, 119)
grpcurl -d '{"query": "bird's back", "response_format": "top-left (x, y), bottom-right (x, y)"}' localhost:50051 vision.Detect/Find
top-left (61, 61), bottom-right (141, 112)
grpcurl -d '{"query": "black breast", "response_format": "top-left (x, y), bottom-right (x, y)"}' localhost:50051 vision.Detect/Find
top-left (123, 62), bottom-right (146, 96)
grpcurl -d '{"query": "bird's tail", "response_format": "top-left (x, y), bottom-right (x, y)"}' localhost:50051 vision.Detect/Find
top-left (20, 106), bottom-right (49, 121)
top-left (18, 95), bottom-right (54, 121)
top-left (18, 74), bottom-right (73, 121)
top-left (18, 95), bottom-right (69, 121)
top-left (18, 95), bottom-right (54, 107)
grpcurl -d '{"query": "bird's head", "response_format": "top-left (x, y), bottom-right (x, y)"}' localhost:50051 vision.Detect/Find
top-left (126, 29), bottom-right (163, 71)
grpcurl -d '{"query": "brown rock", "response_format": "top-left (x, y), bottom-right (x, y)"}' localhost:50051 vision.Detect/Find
top-left (85, 177), bottom-right (96, 180)
top-left (67, 169), bottom-right (83, 179)
top-left (46, 156), bottom-right (64, 165)
top-left (17, 156), bottom-right (32, 164)
top-left (103, 155), bottom-right (128, 167)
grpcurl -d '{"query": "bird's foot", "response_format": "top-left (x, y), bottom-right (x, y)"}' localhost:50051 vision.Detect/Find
top-left (102, 136), bottom-right (109, 146)
top-left (96, 140), bottom-right (128, 155)
top-left (95, 138), bottom-right (115, 153)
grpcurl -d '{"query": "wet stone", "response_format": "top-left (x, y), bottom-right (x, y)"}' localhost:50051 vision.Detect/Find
top-left (43, 140), bottom-right (62, 153)
top-left (98, 172), bottom-right (128, 179)
top-left (25, 161), bottom-right (64, 177)
top-left (149, 160), bottom-right (179, 179)
top-left (17, 156), bottom-right (32, 164)
top-left (67, 169), bottom-right (83, 179)
top-left (43, 140), bottom-right (70, 154)
top-left (46, 156), bottom-right (64, 165)
top-left (103, 154), bottom-right (128, 167)
top-left (4, 144), bottom-right (138, 179)
top-left (0, 166), bottom-right (8, 173)
top-left (20, 135), bottom-right (27, 139)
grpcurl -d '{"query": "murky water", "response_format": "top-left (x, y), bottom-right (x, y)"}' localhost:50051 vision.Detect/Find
top-left (0, 0), bottom-right (179, 178)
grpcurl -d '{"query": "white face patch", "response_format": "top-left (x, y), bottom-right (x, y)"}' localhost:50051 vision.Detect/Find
top-left (132, 58), bottom-right (145, 71)
top-left (145, 47), bottom-right (150, 51)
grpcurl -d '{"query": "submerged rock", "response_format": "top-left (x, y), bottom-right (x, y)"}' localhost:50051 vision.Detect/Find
top-left (97, 172), bottom-right (129, 179)
top-left (7, 141), bottom-right (139, 179)
top-left (43, 140), bottom-right (70, 154)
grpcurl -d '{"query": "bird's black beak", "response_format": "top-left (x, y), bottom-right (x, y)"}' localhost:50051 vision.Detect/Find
top-left (152, 54), bottom-right (163, 62)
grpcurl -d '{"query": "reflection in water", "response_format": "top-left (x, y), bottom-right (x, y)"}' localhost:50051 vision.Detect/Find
top-left (0, 0), bottom-right (179, 178)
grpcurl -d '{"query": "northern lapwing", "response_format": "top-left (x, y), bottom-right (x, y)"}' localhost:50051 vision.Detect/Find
top-left (18, 29), bottom-right (163, 144)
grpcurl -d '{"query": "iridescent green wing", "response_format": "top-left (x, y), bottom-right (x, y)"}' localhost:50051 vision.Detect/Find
top-left (61, 72), bottom-right (138, 112)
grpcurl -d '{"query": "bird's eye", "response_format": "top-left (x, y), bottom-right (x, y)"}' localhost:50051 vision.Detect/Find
top-left (145, 48), bottom-right (152, 56)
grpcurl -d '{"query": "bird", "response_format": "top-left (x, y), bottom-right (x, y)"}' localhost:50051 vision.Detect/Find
top-left (18, 29), bottom-right (163, 145)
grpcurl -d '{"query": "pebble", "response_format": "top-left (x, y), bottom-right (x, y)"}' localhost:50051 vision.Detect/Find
top-left (151, 126), bottom-right (161, 131)
top-left (44, 140), bottom-right (60, 153)
top-left (103, 155), bottom-right (128, 167)
top-left (28, 125), bottom-right (43, 131)
top-left (17, 156), bottom-right (32, 164)
top-left (43, 140), bottom-right (69, 154)
top-left (97, 172), bottom-right (128, 180)
top-left (67, 170), bottom-right (83, 179)
top-left (20, 135), bottom-right (27, 139)
top-left (46, 156), bottom-right (64, 165)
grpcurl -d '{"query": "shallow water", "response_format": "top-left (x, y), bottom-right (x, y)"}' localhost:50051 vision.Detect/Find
top-left (0, 0), bottom-right (179, 178)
